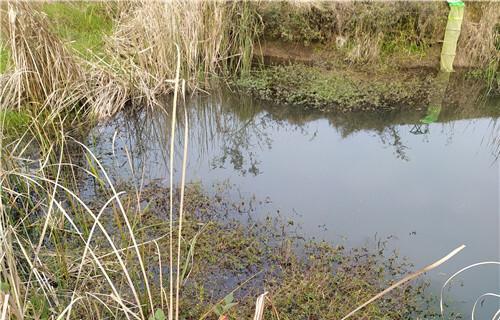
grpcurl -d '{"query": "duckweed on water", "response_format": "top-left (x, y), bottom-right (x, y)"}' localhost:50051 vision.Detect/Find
top-left (235, 64), bottom-right (432, 112)
top-left (85, 183), bottom-right (442, 319)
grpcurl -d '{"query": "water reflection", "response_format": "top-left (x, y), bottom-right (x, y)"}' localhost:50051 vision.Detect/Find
top-left (88, 89), bottom-right (500, 316)
top-left (91, 89), bottom-right (500, 181)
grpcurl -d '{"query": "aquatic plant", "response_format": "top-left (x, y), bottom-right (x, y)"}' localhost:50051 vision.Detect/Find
top-left (235, 64), bottom-right (432, 112)
top-left (0, 78), bottom-right (468, 320)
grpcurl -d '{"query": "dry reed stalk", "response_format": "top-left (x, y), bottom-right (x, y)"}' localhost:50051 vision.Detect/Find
top-left (457, 2), bottom-right (500, 68)
top-left (85, 61), bottom-right (130, 119)
top-left (0, 2), bottom-right (130, 120)
top-left (341, 244), bottom-right (466, 320)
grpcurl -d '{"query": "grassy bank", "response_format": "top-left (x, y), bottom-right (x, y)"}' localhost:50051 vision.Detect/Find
top-left (257, 2), bottom-right (499, 68)
top-left (243, 1), bottom-right (499, 108)
top-left (0, 2), bottom-right (260, 119)
top-left (1, 1), bottom-right (498, 120)
top-left (40, 2), bottom-right (113, 59)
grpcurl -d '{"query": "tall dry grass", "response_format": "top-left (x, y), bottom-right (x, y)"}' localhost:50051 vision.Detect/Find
top-left (0, 2), bottom-right (130, 120)
top-left (1, 1), bottom-right (261, 118)
top-left (259, 1), bottom-right (448, 63)
top-left (0, 48), bottom-right (276, 320)
top-left (104, 0), bottom-right (261, 107)
top-left (456, 2), bottom-right (499, 68)
top-left (0, 2), bottom-right (84, 110)
top-left (259, 1), bottom-right (499, 66)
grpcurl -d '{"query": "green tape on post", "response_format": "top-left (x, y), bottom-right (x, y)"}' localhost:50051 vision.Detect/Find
top-left (447, 0), bottom-right (465, 7)
top-left (440, 0), bottom-right (465, 72)
top-left (420, 72), bottom-right (451, 124)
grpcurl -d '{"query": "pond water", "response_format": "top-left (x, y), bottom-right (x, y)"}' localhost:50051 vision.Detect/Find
top-left (88, 90), bottom-right (500, 318)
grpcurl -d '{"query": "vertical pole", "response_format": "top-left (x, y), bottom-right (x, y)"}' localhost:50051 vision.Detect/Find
top-left (421, 71), bottom-right (451, 124)
top-left (440, 0), bottom-right (465, 72)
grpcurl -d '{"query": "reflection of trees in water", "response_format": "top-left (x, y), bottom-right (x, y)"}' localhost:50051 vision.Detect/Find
top-left (210, 116), bottom-right (271, 176)
top-left (195, 88), bottom-right (500, 167)
top-left (378, 126), bottom-right (410, 161)
top-left (201, 95), bottom-right (272, 176)
top-left (122, 92), bottom-right (277, 177)
top-left (93, 86), bottom-right (500, 183)
top-left (258, 77), bottom-right (500, 162)
top-left (486, 119), bottom-right (500, 162)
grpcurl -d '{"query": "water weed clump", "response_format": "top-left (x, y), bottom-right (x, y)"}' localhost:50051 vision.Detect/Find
top-left (236, 64), bottom-right (432, 112)
top-left (80, 184), bottom-right (442, 320)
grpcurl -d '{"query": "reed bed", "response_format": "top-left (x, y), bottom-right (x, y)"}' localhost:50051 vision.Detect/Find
top-left (1, 1), bottom-right (497, 119)
top-left (0, 2), bottom-right (128, 120)
top-left (0, 47), bottom-right (275, 319)
top-left (103, 0), bottom-right (260, 107)
top-left (1, 1), bottom-right (261, 119)
top-left (0, 2), bottom-right (84, 110)
top-left (1, 64), bottom-right (197, 319)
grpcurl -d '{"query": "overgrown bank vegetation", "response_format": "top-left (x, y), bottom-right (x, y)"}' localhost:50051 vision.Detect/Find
top-left (0, 1), bottom-right (498, 119)
top-left (258, 2), bottom-right (499, 67)
top-left (1, 1), bottom-right (260, 118)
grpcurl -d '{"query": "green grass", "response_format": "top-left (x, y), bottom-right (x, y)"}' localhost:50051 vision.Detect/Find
top-left (40, 2), bottom-right (113, 59)
top-left (0, 109), bottom-right (30, 133)
top-left (0, 41), bottom-right (10, 74)
top-left (258, 2), bottom-right (446, 60)
top-left (466, 61), bottom-right (500, 95)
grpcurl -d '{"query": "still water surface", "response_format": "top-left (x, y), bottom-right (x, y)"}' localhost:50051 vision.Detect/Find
top-left (89, 92), bottom-right (500, 318)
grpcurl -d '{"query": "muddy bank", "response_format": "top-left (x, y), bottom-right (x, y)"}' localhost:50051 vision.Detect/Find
top-left (234, 61), bottom-right (498, 113)
top-left (258, 40), bottom-right (441, 71)
top-left (238, 1), bottom-right (499, 113)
